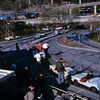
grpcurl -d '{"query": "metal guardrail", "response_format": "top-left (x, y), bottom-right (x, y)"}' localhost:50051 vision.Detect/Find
top-left (50, 85), bottom-right (96, 100)
top-left (0, 31), bottom-right (53, 51)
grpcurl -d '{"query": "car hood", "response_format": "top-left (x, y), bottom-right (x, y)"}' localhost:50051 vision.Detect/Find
top-left (72, 73), bottom-right (87, 79)
top-left (89, 77), bottom-right (100, 85)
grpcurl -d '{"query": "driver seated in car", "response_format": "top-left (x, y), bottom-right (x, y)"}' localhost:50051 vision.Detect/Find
top-left (80, 71), bottom-right (93, 82)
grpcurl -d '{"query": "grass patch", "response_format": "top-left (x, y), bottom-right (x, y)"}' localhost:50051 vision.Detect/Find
top-left (87, 31), bottom-right (100, 43)
top-left (58, 37), bottom-right (87, 48)
top-left (90, 37), bottom-right (100, 43)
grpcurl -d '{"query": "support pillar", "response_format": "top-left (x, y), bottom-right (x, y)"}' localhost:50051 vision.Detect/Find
top-left (28, 0), bottom-right (31, 5)
top-left (94, 5), bottom-right (97, 15)
top-left (79, 0), bottom-right (81, 4)
top-left (51, 0), bottom-right (53, 6)
top-left (90, 24), bottom-right (93, 31)
top-left (18, 0), bottom-right (21, 9)
top-left (69, 9), bottom-right (72, 15)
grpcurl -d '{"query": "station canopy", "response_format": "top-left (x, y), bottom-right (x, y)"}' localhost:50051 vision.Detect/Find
top-left (0, 14), bottom-right (15, 18)
top-left (67, 34), bottom-right (77, 38)
top-left (96, 28), bottom-right (100, 31)
top-left (82, 32), bottom-right (90, 36)
top-left (0, 12), bottom-right (36, 18)
top-left (0, 69), bottom-right (14, 82)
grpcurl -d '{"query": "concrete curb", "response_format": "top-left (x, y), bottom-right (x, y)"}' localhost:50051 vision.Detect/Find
top-left (56, 39), bottom-right (100, 53)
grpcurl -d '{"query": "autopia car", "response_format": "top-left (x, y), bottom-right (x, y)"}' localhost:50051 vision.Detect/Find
top-left (33, 33), bottom-right (46, 39)
top-left (71, 73), bottom-right (100, 92)
top-left (49, 65), bottom-right (74, 79)
top-left (5, 36), bottom-right (14, 40)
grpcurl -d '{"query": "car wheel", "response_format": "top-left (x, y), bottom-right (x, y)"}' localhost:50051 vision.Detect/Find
top-left (90, 87), bottom-right (98, 93)
top-left (74, 80), bottom-right (78, 86)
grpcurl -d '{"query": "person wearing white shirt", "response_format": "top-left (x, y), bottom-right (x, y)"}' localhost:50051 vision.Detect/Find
top-left (34, 52), bottom-right (41, 64)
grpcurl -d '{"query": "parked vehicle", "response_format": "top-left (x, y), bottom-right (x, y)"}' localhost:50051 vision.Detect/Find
top-left (49, 65), bottom-right (73, 79)
top-left (55, 27), bottom-right (63, 35)
top-left (5, 36), bottom-right (14, 40)
top-left (67, 33), bottom-right (77, 38)
top-left (33, 33), bottom-right (46, 39)
top-left (15, 36), bottom-right (20, 39)
top-left (42, 28), bottom-right (50, 31)
top-left (71, 73), bottom-right (100, 93)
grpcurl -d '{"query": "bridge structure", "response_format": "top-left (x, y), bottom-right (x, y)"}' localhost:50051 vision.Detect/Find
top-left (53, 2), bottom-right (100, 15)
top-left (0, 2), bottom-right (100, 15)
top-left (0, 2), bottom-right (100, 22)
top-left (13, 16), bottom-right (100, 25)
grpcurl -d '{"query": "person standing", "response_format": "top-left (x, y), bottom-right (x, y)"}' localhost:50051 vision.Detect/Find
top-left (56, 58), bottom-right (65, 84)
top-left (15, 61), bottom-right (24, 88)
top-left (34, 51), bottom-right (41, 64)
top-left (23, 66), bottom-right (30, 88)
top-left (54, 91), bottom-right (64, 100)
top-left (35, 72), bottom-right (46, 99)
top-left (24, 86), bottom-right (35, 100)
top-left (26, 44), bottom-right (31, 52)
top-left (35, 42), bottom-right (42, 51)
top-left (42, 43), bottom-right (49, 55)
top-left (16, 43), bottom-right (20, 55)
top-left (63, 61), bottom-right (67, 68)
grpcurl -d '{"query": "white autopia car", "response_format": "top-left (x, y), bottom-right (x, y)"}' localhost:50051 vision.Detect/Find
top-left (71, 73), bottom-right (100, 92)
top-left (49, 65), bottom-right (73, 79)
top-left (15, 36), bottom-right (20, 39)
top-left (5, 36), bottom-right (14, 40)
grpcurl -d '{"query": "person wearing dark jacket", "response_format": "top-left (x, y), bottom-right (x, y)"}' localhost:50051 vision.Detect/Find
top-left (56, 58), bottom-right (65, 84)
top-left (15, 62), bottom-right (24, 88)
top-left (16, 43), bottom-right (20, 55)
top-left (35, 72), bottom-right (46, 99)
top-left (85, 71), bottom-right (93, 80)
top-left (80, 71), bottom-right (93, 82)
top-left (54, 91), bottom-right (64, 100)
top-left (23, 66), bottom-right (30, 88)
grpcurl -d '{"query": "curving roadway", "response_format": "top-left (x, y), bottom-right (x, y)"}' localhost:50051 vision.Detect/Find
top-left (47, 31), bottom-right (100, 76)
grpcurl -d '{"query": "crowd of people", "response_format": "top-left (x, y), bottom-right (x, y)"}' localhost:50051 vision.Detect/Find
top-left (13, 41), bottom-right (95, 100)
top-left (54, 58), bottom-right (96, 100)
top-left (24, 72), bottom-right (46, 100)
top-left (12, 42), bottom-right (50, 100)
top-left (26, 42), bottom-right (49, 64)
top-left (55, 57), bottom-right (95, 85)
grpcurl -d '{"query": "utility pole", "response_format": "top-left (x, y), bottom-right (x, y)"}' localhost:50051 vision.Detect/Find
top-left (6, 24), bottom-right (8, 37)
top-left (79, 0), bottom-right (81, 4)
top-left (18, 0), bottom-right (21, 9)
top-left (28, 0), bottom-right (31, 9)
top-left (28, 0), bottom-right (31, 5)
top-left (6, 23), bottom-right (10, 37)
top-left (78, 34), bottom-right (82, 71)
top-left (51, 0), bottom-right (53, 6)
top-left (61, 0), bottom-right (63, 4)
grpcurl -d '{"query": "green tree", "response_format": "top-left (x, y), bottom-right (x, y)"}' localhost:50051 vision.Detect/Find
top-left (0, 21), bottom-right (6, 40)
